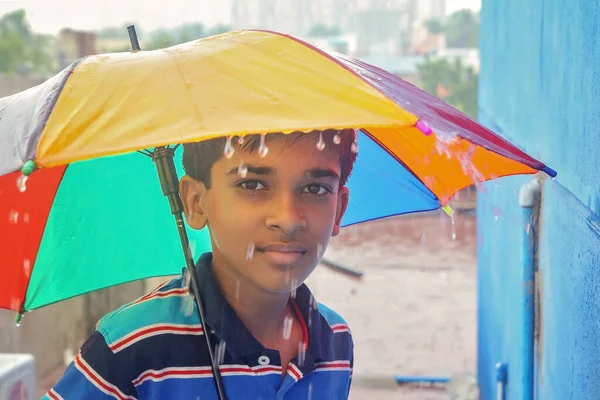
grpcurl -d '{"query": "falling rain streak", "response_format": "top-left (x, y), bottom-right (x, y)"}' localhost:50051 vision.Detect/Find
top-left (16, 175), bottom-right (27, 192)
top-left (258, 134), bottom-right (269, 157)
top-left (282, 316), bottom-right (293, 340)
top-left (246, 242), bottom-right (255, 260)
top-left (237, 161), bottom-right (248, 178)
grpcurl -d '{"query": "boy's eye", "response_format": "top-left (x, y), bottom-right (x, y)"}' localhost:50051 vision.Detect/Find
top-left (239, 181), bottom-right (266, 191)
top-left (303, 184), bottom-right (330, 195)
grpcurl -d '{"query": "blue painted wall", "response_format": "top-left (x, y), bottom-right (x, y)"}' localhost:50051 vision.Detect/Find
top-left (478, 0), bottom-right (600, 399)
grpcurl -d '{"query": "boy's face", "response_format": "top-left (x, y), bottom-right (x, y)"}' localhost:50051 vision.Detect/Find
top-left (180, 133), bottom-right (350, 294)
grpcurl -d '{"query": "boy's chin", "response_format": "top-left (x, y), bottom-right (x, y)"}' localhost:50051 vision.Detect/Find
top-left (250, 264), bottom-right (312, 294)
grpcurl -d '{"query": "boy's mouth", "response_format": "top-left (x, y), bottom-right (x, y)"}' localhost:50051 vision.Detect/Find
top-left (256, 243), bottom-right (307, 266)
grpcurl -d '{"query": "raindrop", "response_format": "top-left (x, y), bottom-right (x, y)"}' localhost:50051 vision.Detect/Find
top-left (23, 259), bottom-right (31, 278)
top-left (290, 278), bottom-right (298, 298)
top-left (237, 136), bottom-right (244, 144)
top-left (282, 316), bottom-right (293, 340)
top-left (258, 134), bottom-right (269, 157)
top-left (23, 213), bottom-right (30, 224)
top-left (215, 340), bottom-right (227, 365)
top-left (316, 132), bottom-right (326, 151)
top-left (317, 243), bottom-right (323, 259)
top-left (492, 206), bottom-right (503, 221)
top-left (450, 214), bottom-right (457, 240)
top-left (235, 280), bottom-right (240, 299)
top-left (246, 242), bottom-right (255, 260)
top-left (350, 141), bottom-right (358, 153)
top-left (237, 161), bottom-right (248, 178)
top-left (181, 293), bottom-right (194, 317)
top-left (297, 342), bottom-right (306, 365)
top-left (8, 210), bottom-right (18, 224)
top-left (332, 133), bottom-right (341, 145)
top-left (16, 175), bottom-right (27, 192)
top-left (224, 136), bottom-right (235, 159)
top-left (15, 322), bottom-right (20, 328)
top-left (308, 383), bottom-right (313, 400)
top-left (420, 232), bottom-right (427, 245)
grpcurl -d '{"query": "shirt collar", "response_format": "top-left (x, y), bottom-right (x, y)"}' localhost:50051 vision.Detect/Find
top-left (193, 252), bottom-right (333, 362)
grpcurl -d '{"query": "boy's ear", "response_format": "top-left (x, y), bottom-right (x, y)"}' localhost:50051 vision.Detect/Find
top-left (179, 175), bottom-right (209, 230)
top-left (332, 186), bottom-right (350, 237)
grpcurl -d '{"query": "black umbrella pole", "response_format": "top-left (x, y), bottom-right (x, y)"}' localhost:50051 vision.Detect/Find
top-left (151, 147), bottom-right (227, 400)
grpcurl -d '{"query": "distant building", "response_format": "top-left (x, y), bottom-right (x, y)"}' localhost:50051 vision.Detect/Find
top-left (57, 29), bottom-right (97, 68)
top-left (231, 0), bottom-right (417, 56)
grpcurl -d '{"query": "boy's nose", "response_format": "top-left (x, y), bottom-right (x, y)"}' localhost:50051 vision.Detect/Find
top-left (265, 193), bottom-right (307, 235)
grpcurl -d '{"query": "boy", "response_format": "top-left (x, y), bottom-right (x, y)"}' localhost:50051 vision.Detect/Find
top-left (44, 129), bottom-right (356, 399)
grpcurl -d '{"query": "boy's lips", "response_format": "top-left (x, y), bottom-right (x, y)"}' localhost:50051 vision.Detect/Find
top-left (256, 243), bottom-right (307, 266)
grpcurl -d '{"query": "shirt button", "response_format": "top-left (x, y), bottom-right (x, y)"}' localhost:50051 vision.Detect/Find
top-left (258, 355), bottom-right (271, 366)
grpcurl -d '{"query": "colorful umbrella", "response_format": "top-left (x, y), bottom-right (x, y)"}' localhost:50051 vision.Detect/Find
top-left (0, 28), bottom-right (556, 314)
top-left (0, 27), bottom-right (556, 399)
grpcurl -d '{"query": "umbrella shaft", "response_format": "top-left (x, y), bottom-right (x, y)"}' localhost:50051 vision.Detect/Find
top-left (152, 146), bottom-right (227, 400)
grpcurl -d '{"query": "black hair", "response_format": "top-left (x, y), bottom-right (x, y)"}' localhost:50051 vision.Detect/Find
top-left (182, 129), bottom-right (358, 188)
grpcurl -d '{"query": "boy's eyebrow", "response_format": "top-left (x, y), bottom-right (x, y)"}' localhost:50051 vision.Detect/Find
top-left (305, 168), bottom-right (340, 180)
top-left (226, 165), bottom-right (273, 176)
top-left (225, 165), bottom-right (339, 180)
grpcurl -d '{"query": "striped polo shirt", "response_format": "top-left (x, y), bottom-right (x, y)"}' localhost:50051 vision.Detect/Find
top-left (44, 253), bottom-right (354, 399)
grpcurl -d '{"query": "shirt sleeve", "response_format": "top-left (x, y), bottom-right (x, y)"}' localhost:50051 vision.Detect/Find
top-left (346, 335), bottom-right (354, 398)
top-left (42, 331), bottom-right (138, 400)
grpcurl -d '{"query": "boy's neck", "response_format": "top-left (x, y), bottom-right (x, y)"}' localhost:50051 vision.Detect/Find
top-left (211, 260), bottom-right (293, 344)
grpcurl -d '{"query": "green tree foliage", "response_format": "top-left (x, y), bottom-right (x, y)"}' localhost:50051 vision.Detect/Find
top-left (0, 9), bottom-right (56, 76)
top-left (417, 56), bottom-right (478, 119)
top-left (444, 9), bottom-right (479, 48)
top-left (424, 18), bottom-right (443, 35)
top-left (308, 24), bottom-right (341, 38)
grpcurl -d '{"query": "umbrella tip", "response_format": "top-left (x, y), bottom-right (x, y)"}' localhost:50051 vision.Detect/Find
top-left (127, 25), bottom-right (141, 52)
top-left (21, 160), bottom-right (36, 176)
top-left (542, 166), bottom-right (557, 178)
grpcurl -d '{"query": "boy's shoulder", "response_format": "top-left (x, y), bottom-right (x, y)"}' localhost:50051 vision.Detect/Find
top-left (95, 275), bottom-right (201, 349)
top-left (317, 302), bottom-right (352, 335)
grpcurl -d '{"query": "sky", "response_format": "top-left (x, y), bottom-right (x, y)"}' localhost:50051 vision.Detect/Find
top-left (0, 0), bottom-right (481, 34)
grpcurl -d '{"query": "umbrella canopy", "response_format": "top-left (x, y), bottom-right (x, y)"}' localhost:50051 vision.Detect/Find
top-left (0, 29), bottom-right (556, 314)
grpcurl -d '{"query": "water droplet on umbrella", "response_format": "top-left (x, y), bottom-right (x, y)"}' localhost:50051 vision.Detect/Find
top-left (333, 133), bottom-right (341, 145)
top-left (316, 132), bottom-right (326, 151)
top-left (23, 259), bottom-right (31, 278)
top-left (16, 175), bottom-right (27, 192)
top-left (246, 242), bottom-right (255, 260)
top-left (350, 141), bottom-right (358, 153)
top-left (282, 315), bottom-right (293, 340)
top-left (237, 161), bottom-right (248, 178)
top-left (290, 278), bottom-right (298, 298)
top-left (258, 134), bottom-right (269, 157)
top-left (224, 136), bottom-right (235, 159)
top-left (23, 213), bottom-right (30, 224)
top-left (8, 211), bottom-right (18, 224)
